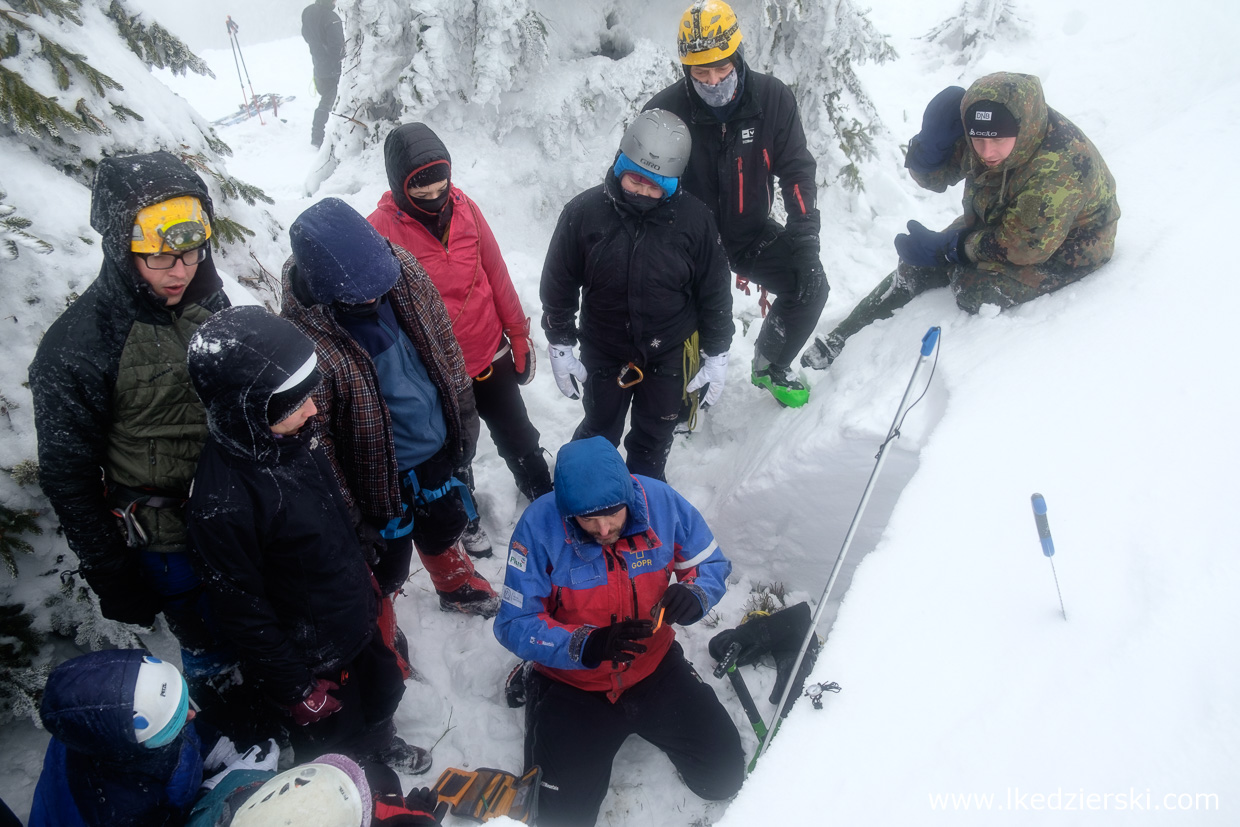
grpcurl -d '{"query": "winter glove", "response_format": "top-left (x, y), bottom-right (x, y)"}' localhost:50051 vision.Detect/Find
top-left (654, 583), bottom-right (706, 626)
top-left (548, 343), bottom-right (588, 400)
top-left (287, 678), bottom-right (342, 726)
top-left (356, 517), bottom-right (386, 570)
top-left (373, 788), bottom-right (447, 826)
top-left (580, 619), bottom-right (653, 667)
top-left (907, 85), bottom-right (967, 173)
top-left (200, 738), bottom-right (280, 792)
top-left (893, 220), bottom-right (964, 268)
top-left (685, 352), bottom-right (729, 408)
top-left (89, 570), bottom-right (160, 627)
top-left (505, 318), bottom-right (536, 385)
top-left (790, 238), bottom-right (828, 304)
top-left (707, 603), bottom-right (820, 716)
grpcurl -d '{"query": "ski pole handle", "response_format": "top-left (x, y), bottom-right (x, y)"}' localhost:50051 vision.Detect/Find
top-left (713, 642), bottom-right (743, 679)
top-left (1031, 493), bottom-right (1054, 557)
top-left (921, 326), bottom-right (941, 357)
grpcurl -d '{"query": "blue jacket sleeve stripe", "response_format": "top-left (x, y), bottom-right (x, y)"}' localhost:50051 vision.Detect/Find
top-left (675, 539), bottom-right (719, 570)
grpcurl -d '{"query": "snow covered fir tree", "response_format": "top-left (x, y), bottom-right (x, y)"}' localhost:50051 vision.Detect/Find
top-left (3, 0), bottom-right (1239, 823)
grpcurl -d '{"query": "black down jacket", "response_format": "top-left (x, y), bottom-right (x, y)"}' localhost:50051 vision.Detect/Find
top-left (186, 306), bottom-right (376, 705)
top-left (540, 170), bottom-right (734, 363)
top-left (29, 151), bottom-right (228, 605)
top-left (645, 56), bottom-right (820, 262)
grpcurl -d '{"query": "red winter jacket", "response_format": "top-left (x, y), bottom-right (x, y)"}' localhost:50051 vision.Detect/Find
top-left (369, 188), bottom-right (526, 378)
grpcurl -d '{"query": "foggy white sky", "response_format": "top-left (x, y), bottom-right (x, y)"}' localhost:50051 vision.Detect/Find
top-left (126, 0), bottom-right (309, 52)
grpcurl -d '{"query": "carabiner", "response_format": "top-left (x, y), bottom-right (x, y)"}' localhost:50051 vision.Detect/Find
top-left (474, 365), bottom-right (494, 381)
top-left (617, 362), bottom-right (644, 388)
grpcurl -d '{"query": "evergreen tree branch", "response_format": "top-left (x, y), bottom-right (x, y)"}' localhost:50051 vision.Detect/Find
top-left (0, 63), bottom-right (91, 137)
top-left (37, 34), bottom-right (123, 94)
top-left (7, 0), bottom-right (82, 26)
top-left (104, 0), bottom-right (215, 78)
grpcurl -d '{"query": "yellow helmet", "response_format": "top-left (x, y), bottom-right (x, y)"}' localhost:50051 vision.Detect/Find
top-left (131, 195), bottom-right (211, 253)
top-left (677, 0), bottom-right (743, 66)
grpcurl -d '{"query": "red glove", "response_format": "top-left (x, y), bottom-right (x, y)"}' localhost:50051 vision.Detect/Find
top-left (287, 678), bottom-right (341, 726)
top-left (504, 318), bottom-right (535, 385)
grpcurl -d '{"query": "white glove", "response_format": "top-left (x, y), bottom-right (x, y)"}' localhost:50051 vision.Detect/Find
top-left (548, 343), bottom-right (588, 400)
top-left (200, 738), bottom-right (281, 791)
top-left (685, 352), bottom-right (729, 408)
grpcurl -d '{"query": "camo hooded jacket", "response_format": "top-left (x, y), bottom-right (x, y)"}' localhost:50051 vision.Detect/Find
top-left (907, 72), bottom-right (1120, 273)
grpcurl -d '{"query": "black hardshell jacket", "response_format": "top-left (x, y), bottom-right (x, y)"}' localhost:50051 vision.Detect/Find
top-left (301, 0), bottom-right (344, 80)
top-left (540, 171), bottom-right (734, 363)
top-left (645, 57), bottom-right (820, 263)
top-left (186, 306), bottom-right (376, 705)
top-left (29, 152), bottom-right (228, 598)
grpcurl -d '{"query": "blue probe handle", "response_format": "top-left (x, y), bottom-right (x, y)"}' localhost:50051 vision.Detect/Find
top-left (921, 327), bottom-right (941, 357)
top-left (1031, 493), bottom-right (1054, 557)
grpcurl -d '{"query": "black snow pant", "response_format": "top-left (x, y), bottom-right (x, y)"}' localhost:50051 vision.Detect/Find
top-left (735, 219), bottom-right (829, 369)
top-left (524, 643), bottom-right (745, 827)
top-left (471, 350), bottom-right (551, 498)
top-left (288, 633), bottom-right (406, 763)
top-left (311, 73), bottom-right (338, 147)
top-left (829, 258), bottom-right (1093, 347)
top-left (573, 348), bottom-right (684, 482)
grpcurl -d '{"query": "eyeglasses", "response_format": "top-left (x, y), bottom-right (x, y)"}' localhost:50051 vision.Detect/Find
top-left (137, 246), bottom-right (208, 270)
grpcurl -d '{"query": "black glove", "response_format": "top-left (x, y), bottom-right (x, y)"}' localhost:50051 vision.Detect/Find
top-left (790, 237), bottom-right (828, 304)
top-left (356, 517), bottom-right (386, 569)
top-left (655, 583), bottom-right (705, 626)
top-left (893, 220), bottom-right (964, 268)
top-left (580, 619), bottom-right (653, 667)
top-left (88, 570), bottom-right (159, 627)
top-left (907, 85), bottom-right (967, 173)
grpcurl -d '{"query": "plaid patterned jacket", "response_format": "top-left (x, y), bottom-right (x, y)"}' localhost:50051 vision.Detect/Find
top-left (280, 242), bottom-right (477, 521)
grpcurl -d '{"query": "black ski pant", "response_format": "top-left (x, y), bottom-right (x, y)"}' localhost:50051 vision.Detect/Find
top-left (311, 73), bottom-right (339, 147)
top-left (288, 633), bottom-right (406, 763)
top-left (735, 219), bottom-right (829, 369)
top-left (573, 349), bottom-right (684, 482)
top-left (471, 350), bottom-right (550, 496)
top-left (524, 643), bottom-right (745, 827)
top-left (830, 258), bottom-right (1093, 347)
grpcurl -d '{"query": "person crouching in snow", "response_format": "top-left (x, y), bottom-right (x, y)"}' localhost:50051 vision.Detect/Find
top-left (185, 306), bottom-right (431, 774)
top-left (29, 649), bottom-right (275, 827)
top-left (493, 436), bottom-right (745, 826)
top-left (281, 199), bottom-right (501, 618)
top-left (802, 72), bottom-right (1120, 369)
top-left (369, 122), bottom-right (554, 559)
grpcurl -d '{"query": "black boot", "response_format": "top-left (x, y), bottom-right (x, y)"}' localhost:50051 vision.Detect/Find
top-left (507, 449), bottom-right (553, 501)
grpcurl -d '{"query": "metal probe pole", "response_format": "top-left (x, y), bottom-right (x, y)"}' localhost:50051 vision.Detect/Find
top-left (755, 327), bottom-right (941, 763)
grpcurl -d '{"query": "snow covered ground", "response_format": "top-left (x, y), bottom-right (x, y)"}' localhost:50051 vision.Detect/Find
top-left (4, 0), bottom-right (1239, 823)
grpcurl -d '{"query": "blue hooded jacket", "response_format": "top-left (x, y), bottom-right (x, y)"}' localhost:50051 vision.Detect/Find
top-left (30, 650), bottom-right (204, 827)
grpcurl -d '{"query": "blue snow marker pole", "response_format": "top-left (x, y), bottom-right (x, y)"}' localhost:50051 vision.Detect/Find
top-left (1031, 493), bottom-right (1067, 621)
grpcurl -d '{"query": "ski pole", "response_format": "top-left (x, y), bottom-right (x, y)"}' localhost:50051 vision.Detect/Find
top-left (756, 326), bottom-right (942, 763)
top-left (1031, 493), bottom-right (1067, 620)
top-left (714, 643), bottom-right (770, 772)
top-left (225, 16), bottom-right (264, 125)
top-left (225, 17), bottom-right (249, 115)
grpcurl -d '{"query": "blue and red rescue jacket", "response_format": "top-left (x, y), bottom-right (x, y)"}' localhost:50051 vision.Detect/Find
top-left (494, 473), bottom-right (730, 702)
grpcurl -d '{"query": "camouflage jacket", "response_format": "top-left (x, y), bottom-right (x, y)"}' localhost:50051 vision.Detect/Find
top-left (907, 72), bottom-right (1120, 273)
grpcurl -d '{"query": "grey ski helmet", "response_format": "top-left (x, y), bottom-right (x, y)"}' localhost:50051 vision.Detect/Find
top-left (619, 109), bottom-right (691, 179)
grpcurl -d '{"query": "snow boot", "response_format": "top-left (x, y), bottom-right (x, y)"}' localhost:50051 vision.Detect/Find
top-left (751, 362), bottom-right (810, 408)
top-left (374, 735), bottom-right (433, 776)
top-left (461, 518), bottom-right (493, 559)
top-left (801, 333), bottom-right (845, 370)
top-left (421, 544), bottom-right (501, 619)
top-left (507, 449), bottom-right (553, 502)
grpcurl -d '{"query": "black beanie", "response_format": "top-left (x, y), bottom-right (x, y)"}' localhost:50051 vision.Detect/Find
top-left (406, 159), bottom-right (451, 190)
top-left (965, 100), bottom-right (1019, 139)
top-left (267, 354), bottom-right (321, 425)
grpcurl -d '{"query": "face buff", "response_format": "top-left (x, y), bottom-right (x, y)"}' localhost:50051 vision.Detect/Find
top-left (692, 68), bottom-right (738, 108)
